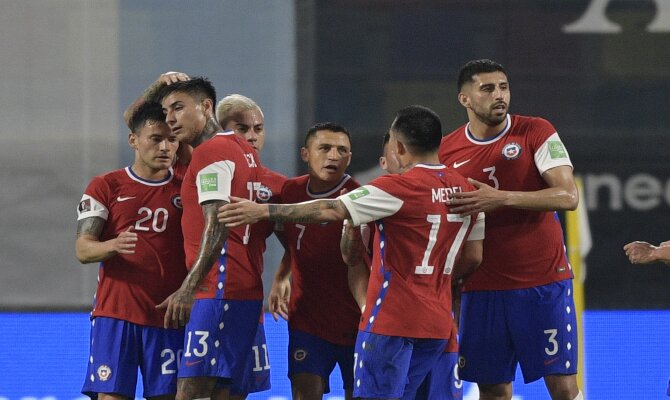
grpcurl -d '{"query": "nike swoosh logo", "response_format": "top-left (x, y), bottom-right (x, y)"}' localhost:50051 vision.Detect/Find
top-left (185, 360), bottom-right (203, 367)
top-left (543, 357), bottom-right (559, 366)
top-left (453, 160), bottom-right (471, 168)
top-left (116, 196), bottom-right (136, 202)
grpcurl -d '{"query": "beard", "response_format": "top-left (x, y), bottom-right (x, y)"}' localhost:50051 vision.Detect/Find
top-left (474, 106), bottom-right (507, 127)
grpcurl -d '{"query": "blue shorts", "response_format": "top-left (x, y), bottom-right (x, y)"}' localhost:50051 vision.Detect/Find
top-left (415, 351), bottom-right (463, 400)
top-left (179, 299), bottom-right (262, 381)
top-left (353, 331), bottom-right (447, 399)
top-left (288, 329), bottom-right (355, 392)
top-left (459, 280), bottom-right (578, 384)
top-left (228, 322), bottom-right (271, 395)
top-left (81, 317), bottom-right (184, 398)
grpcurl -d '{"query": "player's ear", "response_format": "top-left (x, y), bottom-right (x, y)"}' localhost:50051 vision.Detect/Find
top-left (345, 151), bottom-right (352, 168)
top-left (300, 147), bottom-right (309, 162)
top-left (395, 140), bottom-right (407, 156)
top-left (128, 132), bottom-right (138, 150)
top-left (458, 92), bottom-right (470, 108)
top-left (202, 98), bottom-right (214, 118)
top-left (379, 156), bottom-right (387, 170)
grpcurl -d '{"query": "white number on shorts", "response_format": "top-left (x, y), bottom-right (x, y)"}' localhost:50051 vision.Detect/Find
top-left (184, 330), bottom-right (210, 357)
top-left (296, 224), bottom-right (306, 250)
top-left (160, 348), bottom-right (183, 374)
top-left (135, 207), bottom-right (169, 232)
top-left (252, 344), bottom-right (270, 371)
top-left (544, 328), bottom-right (559, 356)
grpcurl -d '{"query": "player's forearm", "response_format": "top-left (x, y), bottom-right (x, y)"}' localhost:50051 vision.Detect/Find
top-left (347, 261), bottom-right (369, 311)
top-left (268, 199), bottom-right (349, 224)
top-left (653, 245), bottom-right (670, 264)
top-left (123, 80), bottom-right (165, 128)
top-left (75, 236), bottom-right (117, 264)
top-left (274, 251), bottom-right (292, 282)
top-left (181, 202), bottom-right (228, 292)
top-left (501, 186), bottom-right (578, 211)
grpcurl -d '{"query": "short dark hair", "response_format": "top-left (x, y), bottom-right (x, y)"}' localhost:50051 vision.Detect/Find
top-left (129, 102), bottom-right (167, 134)
top-left (382, 132), bottom-right (390, 150)
top-left (457, 59), bottom-right (507, 91)
top-left (305, 122), bottom-right (351, 147)
top-left (154, 76), bottom-right (217, 106)
top-left (390, 105), bottom-right (442, 154)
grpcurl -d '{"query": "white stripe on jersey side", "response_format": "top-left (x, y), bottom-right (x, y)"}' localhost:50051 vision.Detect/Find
top-left (464, 113), bottom-right (512, 145)
top-left (305, 174), bottom-right (352, 198)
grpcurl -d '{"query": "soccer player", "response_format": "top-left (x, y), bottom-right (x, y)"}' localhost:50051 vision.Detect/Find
top-left (218, 105), bottom-right (484, 399)
top-left (439, 59), bottom-right (582, 400)
top-left (342, 132), bottom-right (466, 400)
top-left (152, 78), bottom-right (263, 399)
top-left (76, 102), bottom-right (186, 400)
top-left (215, 94), bottom-right (288, 398)
top-left (265, 122), bottom-right (362, 399)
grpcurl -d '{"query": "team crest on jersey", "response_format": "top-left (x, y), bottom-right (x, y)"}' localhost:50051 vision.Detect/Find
top-left (171, 194), bottom-right (182, 209)
top-left (502, 142), bottom-right (522, 160)
top-left (293, 349), bottom-right (308, 361)
top-left (256, 184), bottom-right (273, 203)
top-left (78, 198), bottom-right (91, 213)
top-left (97, 365), bottom-right (112, 381)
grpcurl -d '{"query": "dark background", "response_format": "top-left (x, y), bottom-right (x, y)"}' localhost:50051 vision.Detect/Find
top-left (298, 0), bottom-right (670, 309)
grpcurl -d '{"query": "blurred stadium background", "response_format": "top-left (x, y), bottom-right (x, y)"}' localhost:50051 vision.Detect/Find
top-left (1, 1), bottom-right (670, 398)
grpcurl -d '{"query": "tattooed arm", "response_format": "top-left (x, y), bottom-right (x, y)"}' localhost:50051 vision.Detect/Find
top-left (157, 201), bottom-right (228, 328)
top-left (75, 217), bottom-right (137, 264)
top-left (218, 196), bottom-right (351, 227)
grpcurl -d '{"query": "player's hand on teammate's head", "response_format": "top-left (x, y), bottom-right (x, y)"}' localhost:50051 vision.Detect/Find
top-left (158, 71), bottom-right (190, 85)
top-left (112, 226), bottom-right (138, 255)
top-left (218, 196), bottom-right (266, 227)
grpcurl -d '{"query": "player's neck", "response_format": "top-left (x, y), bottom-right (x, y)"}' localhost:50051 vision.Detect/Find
top-left (130, 163), bottom-right (169, 181)
top-left (467, 115), bottom-right (507, 140)
top-left (192, 117), bottom-right (222, 148)
top-left (307, 175), bottom-right (345, 194)
top-left (401, 152), bottom-right (440, 170)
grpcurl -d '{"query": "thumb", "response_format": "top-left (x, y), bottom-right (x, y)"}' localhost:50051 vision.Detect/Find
top-left (229, 196), bottom-right (246, 203)
top-left (340, 188), bottom-right (349, 196)
top-left (156, 297), bottom-right (169, 309)
top-left (126, 225), bottom-right (134, 232)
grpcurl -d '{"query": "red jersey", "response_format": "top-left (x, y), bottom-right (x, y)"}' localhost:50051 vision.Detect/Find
top-left (247, 166), bottom-right (287, 273)
top-left (340, 165), bottom-right (484, 339)
top-left (181, 132), bottom-right (262, 300)
top-left (77, 167), bottom-right (186, 328)
top-left (439, 114), bottom-right (574, 291)
top-left (280, 174), bottom-right (362, 346)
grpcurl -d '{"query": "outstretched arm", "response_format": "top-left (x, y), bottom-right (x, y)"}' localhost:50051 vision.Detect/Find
top-left (624, 241), bottom-right (670, 266)
top-left (218, 196), bottom-right (351, 227)
top-left (449, 166), bottom-right (578, 214)
top-left (157, 201), bottom-right (228, 328)
top-left (75, 217), bottom-right (137, 264)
